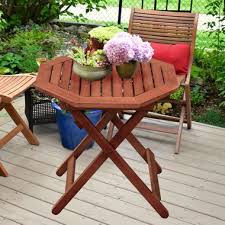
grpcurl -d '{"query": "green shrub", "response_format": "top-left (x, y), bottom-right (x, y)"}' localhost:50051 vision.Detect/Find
top-left (0, 0), bottom-right (106, 27)
top-left (0, 28), bottom-right (63, 74)
top-left (191, 86), bottom-right (205, 106)
top-left (0, 10), bottom-right (7, 31)
top-left (0, 52), bottom-right (22, 74)
top-left (9, 29), bottom-right (52, 49)
top-left (18, 45), bottom-right (42, 73)
top-left (195, 108), bottom-right (225, 128)
top-left (170, 87), bottom-right (184, 101)
top-left (203, 0), bottom-right (225, 105)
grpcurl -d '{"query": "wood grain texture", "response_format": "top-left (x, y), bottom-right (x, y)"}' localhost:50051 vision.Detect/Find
top-left (0, 74), bottom-right (39, 149)
top-left (35, 57), bottom-right (179, 110)
top-left (124, 8), bottom-right (199, 153)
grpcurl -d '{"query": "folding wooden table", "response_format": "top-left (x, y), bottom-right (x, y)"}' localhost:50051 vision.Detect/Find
top-left (35, 56), bottom-right (179, 219)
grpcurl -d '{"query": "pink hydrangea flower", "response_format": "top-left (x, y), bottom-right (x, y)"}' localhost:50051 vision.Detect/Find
top-left (103, 32), bottom-right (154, 65)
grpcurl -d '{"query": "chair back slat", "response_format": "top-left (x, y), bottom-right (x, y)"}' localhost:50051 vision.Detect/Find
top-left (129, 9), bottom-right (198, 45)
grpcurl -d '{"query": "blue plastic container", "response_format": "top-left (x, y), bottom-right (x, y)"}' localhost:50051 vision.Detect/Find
top-left (52, 101), bottom-right (102, 150)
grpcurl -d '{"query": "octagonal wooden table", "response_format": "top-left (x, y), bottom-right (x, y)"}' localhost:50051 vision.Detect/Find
top-left (35, 56), bottom-right (179, 219)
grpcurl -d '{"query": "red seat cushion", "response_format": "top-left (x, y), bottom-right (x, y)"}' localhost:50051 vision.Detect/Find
top-left (151, 42), bottom-right (190, 75)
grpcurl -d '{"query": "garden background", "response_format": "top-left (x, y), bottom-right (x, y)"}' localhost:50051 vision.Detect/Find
top-left (0, 0), bottom-right (225, 127)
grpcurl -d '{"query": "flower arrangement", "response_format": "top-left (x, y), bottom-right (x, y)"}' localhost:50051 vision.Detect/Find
top-left (68, 29), bottom-right (154, 80)
top-left (103, 32), bottom-right (154, 78)
top-left (103, 32), bottom-right (154, 65)
top-left (69, 47), bottom-right (109, 67)
top-left (69, 46), bottom-right (111, 81)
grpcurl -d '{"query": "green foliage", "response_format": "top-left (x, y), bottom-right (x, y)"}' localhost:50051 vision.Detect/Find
top-left (0, 0), bottom-right (106, 27)
top-left (69, 47), bottom-right (108, 67)
top-left (0, 10), bottom-right (7, 31)
top-left (206, 0), bottom-right (225, 51)
top-left (88, 26), bottom-right (123, 43)
top-left (195, 108), bottom-right (225, 128)
top-left (203, 0), bottom-right (225, 104)
top-left (18, 45), bottom-right (42, 73)
top-left (170, 87), bottom-right (184, 100)
top-left (194, 48), bottom-right (225, 105)
top-left (0, 53), bottom-right (22, 74)
top-left (0, 66), bottom-right (10, 74)
top-left (0, 27), bottom-right (63, 74)
top-left (9, 29), bottom-right (52, 49)
top-left (170, 85), bottom-right (205, 106)
top-left (191, 86), bottom-right (205, 106)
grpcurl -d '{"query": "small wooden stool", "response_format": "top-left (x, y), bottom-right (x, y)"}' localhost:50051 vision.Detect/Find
top-left (35, 56), bottom-right (179, 218)
top-left (0, 74), bottom-right (40, 176)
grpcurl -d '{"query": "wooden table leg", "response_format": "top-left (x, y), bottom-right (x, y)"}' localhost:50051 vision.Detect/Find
top-left (112, 116), bottom-right (162, 174)
top-left (56, 112), bottom-right (116, 177)
top-left (0, 162), bottom-right (8, 177)
top-left (52, 110), bottom-right (168, 218)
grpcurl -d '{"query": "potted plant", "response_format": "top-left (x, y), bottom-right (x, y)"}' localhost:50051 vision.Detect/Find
top-left (103, 32), bottom-right (154, 79)
top-left (69, 46), bottom-right (111, 81)
top-left (88, 26), bottom-right (123, 51)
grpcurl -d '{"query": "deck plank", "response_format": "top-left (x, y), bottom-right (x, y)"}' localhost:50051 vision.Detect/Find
top-left (0, 96), bottom-right (225, 225)
top-left (1, 148), bottom-right (225, 225)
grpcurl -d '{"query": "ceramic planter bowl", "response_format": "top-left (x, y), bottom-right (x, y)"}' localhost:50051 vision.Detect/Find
top-left (73, 61), bottom-right (112, 81)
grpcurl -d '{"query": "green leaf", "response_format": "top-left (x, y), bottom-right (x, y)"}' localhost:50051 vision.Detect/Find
top-left (0, 67), bottom-right (11, 74)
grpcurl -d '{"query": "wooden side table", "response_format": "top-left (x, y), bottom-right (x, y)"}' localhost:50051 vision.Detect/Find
top-left (35, 56), bottom-right (179, 219)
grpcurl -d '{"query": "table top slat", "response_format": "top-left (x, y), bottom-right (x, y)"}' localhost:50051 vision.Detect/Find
top-left (161, 63), bottom-right (176, 84)
top-left (123, 79), bottom-right (134, 97)
top-left (80, 79), bottom-right (91, 97)
top-left (151, 61), bottom-right (164, 88)
top-left (133, 64), bottom-right (144, 95)
top-left (142, 62), bottom-right (154, 91)
top-left (102, 74), bottom-right (112, 97)
top-left (59, 60), bottom-right (73, 89)
top-left (112, 67), bottom-right (123, 97)
top-left (36, 63), bottom-right (53, 84)
top-left (91, 80), bottom-right (101, 97)
top-left (50, 63), bottom-right (63, 85)
top-left (69, 72), bottom-right (80, 95)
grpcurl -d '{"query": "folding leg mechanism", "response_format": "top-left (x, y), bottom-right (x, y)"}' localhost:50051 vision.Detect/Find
top-left (52, 110), bottom-right (169, 218)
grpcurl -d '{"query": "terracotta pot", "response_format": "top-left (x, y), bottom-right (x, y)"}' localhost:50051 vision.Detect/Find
top-left (116, 61), bottom-right (138, 79)
top-left (73, 61), bottom-right (112, 81)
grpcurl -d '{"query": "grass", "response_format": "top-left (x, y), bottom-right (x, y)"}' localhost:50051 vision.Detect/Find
top-left (195, 31), bottom-right (223, 49)
top-left (106, 0), bottom-right (208, 13)
top-left (194, 108), bottom-right (225, 128)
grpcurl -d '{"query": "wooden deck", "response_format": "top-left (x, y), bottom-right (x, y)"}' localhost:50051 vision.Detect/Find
top-left (0, 97), bottom-right (225, 225)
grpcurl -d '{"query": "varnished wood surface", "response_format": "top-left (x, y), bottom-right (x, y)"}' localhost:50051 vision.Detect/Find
top-left (121, 8), bottom-right (199, 154)
top-left (0, 74), bottom-right (36, 103)
top-left (129, 8), bottom-right (198, 45)
top-left (0, 74), bottom-right (39, 149)
top-left (35, 57), bottom-right (179, 110)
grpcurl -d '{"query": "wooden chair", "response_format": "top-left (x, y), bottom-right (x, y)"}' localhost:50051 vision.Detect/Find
top-left (108, 9), bottom-right (198, 154)
top-left (0, 74), bottom-right (39, 156)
